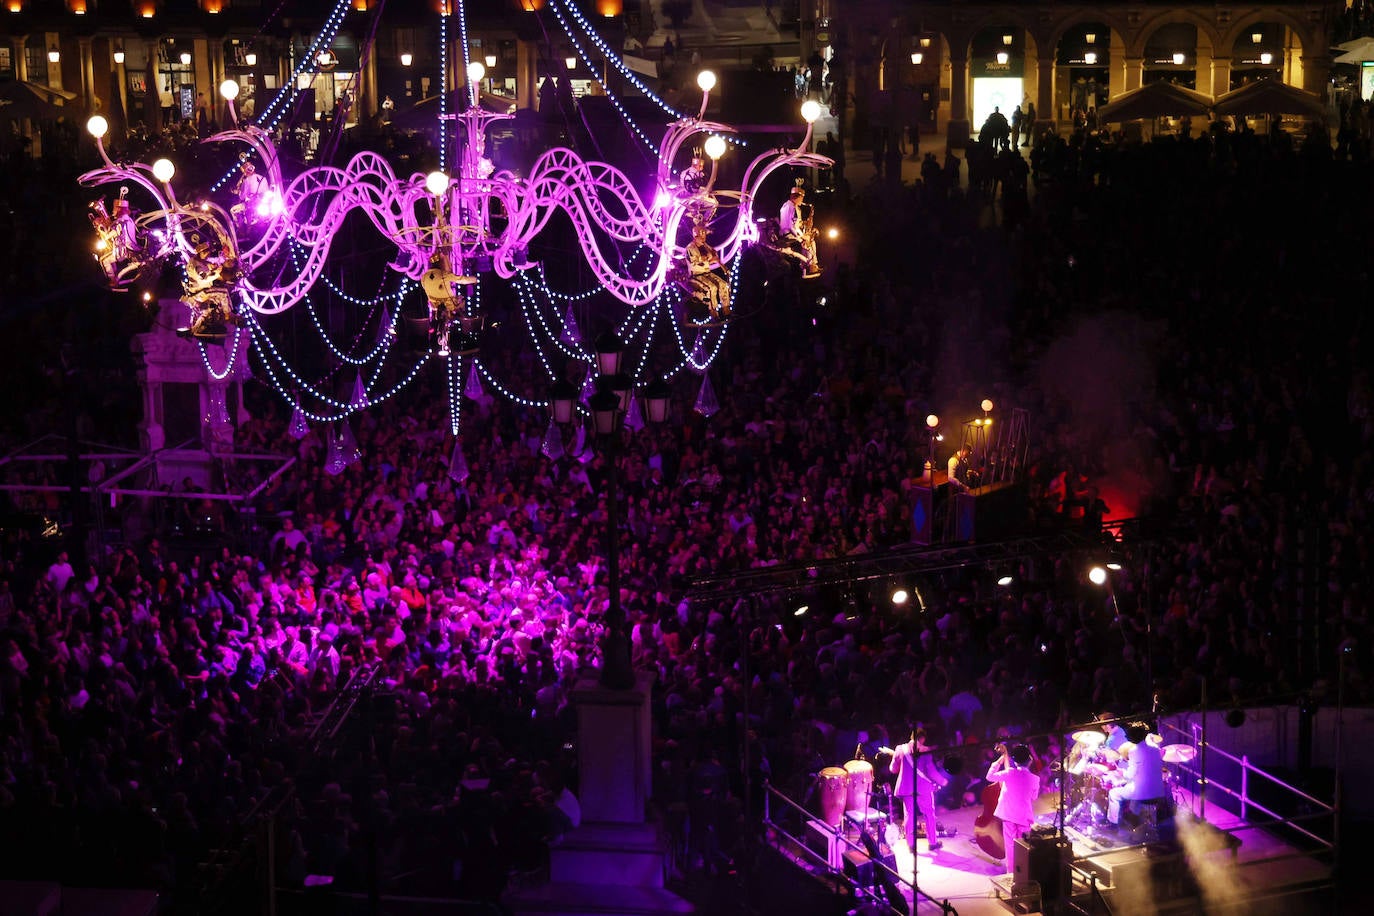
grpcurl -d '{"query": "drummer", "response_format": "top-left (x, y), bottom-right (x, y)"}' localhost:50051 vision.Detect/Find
top-left (1107, 721), bottom-right (1167, 827)
top-left (1097, 710), bottom-right (1130, 753)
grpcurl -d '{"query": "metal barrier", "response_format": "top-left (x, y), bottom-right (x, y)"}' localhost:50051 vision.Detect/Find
top-left (762, 782), bottom-right (959, 916)
top-left (1163, 720), bottom-right (1336, 859)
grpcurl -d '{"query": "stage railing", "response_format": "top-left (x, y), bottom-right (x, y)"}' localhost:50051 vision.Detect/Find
top-left (762, 781), bottom-right (959, 916)
top-left (1163, 720), bottom-right (1336, 860)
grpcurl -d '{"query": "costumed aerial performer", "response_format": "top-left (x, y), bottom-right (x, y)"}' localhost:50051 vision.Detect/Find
top-left (421, 254), bottom-right (477, 357)
top-left (230, 155), bottom-right (270, 227)
top-left (90, 187), bottom-right (147, 289)
top-left (777, 183), bottom-right (820, 278)
top-left (684, 222), bottom-right (731, 321)
top-left (181, 232), bottom-right (241, 338)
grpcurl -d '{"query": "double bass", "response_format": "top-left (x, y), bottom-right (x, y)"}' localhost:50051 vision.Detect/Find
top-left (972, 741), bottom-right (1044, 860)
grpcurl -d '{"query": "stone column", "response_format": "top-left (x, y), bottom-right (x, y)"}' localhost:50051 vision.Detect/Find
top-left (1210, 56), bottom-right (1231, 98)
top-left (79, 36), bottom-right (96, 112)
top-left (1110, 52), bottom-right (1126, 102)
top-left (516, 39), bottom-right (538, 109)
top-left (14, 35), bottom-right (27, 83)
top-left (1302, 54), bottom-right (1332, 99)
top-left (1124, 56), bottom-right (1144, 92)
top-left (362, 42), bottom-right (379, 120)
top-left (946, 52), bottom-right (970, 149)
top-left (1036, 53), bottom-right (1055, 137)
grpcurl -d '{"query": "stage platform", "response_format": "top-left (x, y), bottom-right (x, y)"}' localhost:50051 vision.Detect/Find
top-left (771, 788), bottom-right (1336, 916)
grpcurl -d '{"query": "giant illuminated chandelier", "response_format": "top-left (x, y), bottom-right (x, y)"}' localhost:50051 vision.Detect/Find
top-left (78, 0), bottom-right (831, 443)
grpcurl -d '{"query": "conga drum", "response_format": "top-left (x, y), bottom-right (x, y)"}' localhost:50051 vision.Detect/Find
top-left (843, 758), bottom-right (875, 813)
top-left (817, 767), bottom-right (849, 828)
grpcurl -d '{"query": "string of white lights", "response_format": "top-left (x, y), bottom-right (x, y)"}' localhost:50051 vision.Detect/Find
top-left (473, 359), bottom-right (552, 409)
top-left (196, 327), bottom-right (244, 382)
top-left (439, 7), bottom-right (450, 171)
top-left (448, 352), bottom-right (464, 435)
top-left (456, 0), bottom-right (476, 108)
top-left (545, 0), bottom-right (662, 156)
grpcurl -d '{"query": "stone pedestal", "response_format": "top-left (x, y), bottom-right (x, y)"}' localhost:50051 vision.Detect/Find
top-left (507, 672), bottom-right (692, 916)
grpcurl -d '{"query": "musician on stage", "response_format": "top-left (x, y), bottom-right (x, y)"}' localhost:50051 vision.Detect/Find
top-left (1106, 721), bottom-right (1166, 828)
top-left (882, 728), bottom-right (947, 853)
top-left (947, 443), bottom-right (974, 493)
top-left (987, 743), bottom-right (1039, 875)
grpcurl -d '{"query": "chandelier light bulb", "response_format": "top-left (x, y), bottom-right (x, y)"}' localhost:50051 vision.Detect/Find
top-left (981, 398), bottom-right (994, 412)
top-left (151, 158), bottom-right (175, 183)
top-left (467, 61), bottom-right (485, 83)
top-left (703, 134), bottom-right (727, 160)
top-left (926, 414), bottom-right (939, 428)
top-left (86, 115), bottom-right (109, 139)
top-left (1089, 566), bottom-right (1108, 586)
top-left (800, 99), bottom-right (821, 123)
top-left (425, 170), bottom-right (450, 195)
top-left (696, 69), bottom-right (717, 92)
top-left (219, 79), bottom-right (239, 100)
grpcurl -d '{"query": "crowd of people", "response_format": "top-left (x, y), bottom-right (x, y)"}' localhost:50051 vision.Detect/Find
top-left (2, 80), bottom-right (1373, 913)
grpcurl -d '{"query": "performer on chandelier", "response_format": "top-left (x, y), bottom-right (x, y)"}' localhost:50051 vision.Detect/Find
top-left (181, 233), bottom-right (240, 337)
top-left (230, 157), bottom-right (270, 226)
top-left (421, 253), bottom-right (476, 357)
top-left (986, 743), bottom-right (1039, 876)
top-left (684, 222), bottom-right (731, 321)
top-left (1107, 721), bottom-right (1166, 827)
top-left (883, 728), bottom-right (947, 853)
top-left (90, 190), bottom-right (146, 289)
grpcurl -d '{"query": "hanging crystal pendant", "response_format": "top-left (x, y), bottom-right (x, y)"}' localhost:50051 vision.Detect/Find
top-left (465, 361), bottom-right (485, 400)
top-left (351, 373), bottom-right (369, 410)
top-left (206, 383), bottom-right (230, 427)
top-left (448, 438), bottom-right (470, 482)
top-left (560, 304), bottom-right (581, 346)
top-left (694, 373), bottom-right (719, 417)
top-left (324, 428), bottom-right (346, 475)
top-left (541, 418), bottom-right (565, 461)
top-left (624, 393), bottom-right (644, 432)
top-left (339, 419), bottom-right (362, 466)
top-left (289, 401), bottom-right (309, 439)
top-left (689, 332), bottom-right (709, 371)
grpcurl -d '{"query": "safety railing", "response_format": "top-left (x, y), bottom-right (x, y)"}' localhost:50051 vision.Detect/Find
top-left (762, 782), bottom-right (959, 916)
top-left (1163, 720), bottom-right (1336, 861)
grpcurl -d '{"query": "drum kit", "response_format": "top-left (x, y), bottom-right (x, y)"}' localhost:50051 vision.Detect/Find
top-left (1059, 729), bottom-right (1196, 837)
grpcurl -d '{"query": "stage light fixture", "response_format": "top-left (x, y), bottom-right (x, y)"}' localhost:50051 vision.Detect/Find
top-left (891, 588), bottom-right (909, 606)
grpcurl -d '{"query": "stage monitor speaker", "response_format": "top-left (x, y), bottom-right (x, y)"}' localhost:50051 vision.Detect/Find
top-left (1013, 832), bottom-right (1072, 902)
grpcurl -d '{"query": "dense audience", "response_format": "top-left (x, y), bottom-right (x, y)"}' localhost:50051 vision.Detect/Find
top-left (1, 100), bottom-right (1372, 911)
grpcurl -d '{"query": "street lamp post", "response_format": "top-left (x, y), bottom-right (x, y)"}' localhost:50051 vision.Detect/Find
top-left (551, 336), bottom-right (669, 690)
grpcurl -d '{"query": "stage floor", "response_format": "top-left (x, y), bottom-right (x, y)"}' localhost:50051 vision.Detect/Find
top-left (837, 789), bottom-right (1334, 915)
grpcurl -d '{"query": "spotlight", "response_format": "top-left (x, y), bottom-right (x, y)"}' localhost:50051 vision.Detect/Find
top-left (466, 60), bottom-right (485, 83)
top-left (703, 134), bottom-right (726, 160)
top-left (826, 227), bottom-right (838, 240)
top-left (800, 99), bottom-right (821, 122)
top-left (1088, 566), bottom-right (1107, 586)
top-left (997, 574), bottom-right (1014, 587)
top-left (891, 588), bottom-right (909, 606)
top-left (219, 79), bottom-right (239, 100)
top-left (425, 170), bottom-right (450, 195)
top-left (142, 291), bottom-right (152, 303)
top-left (696, 69), bottom-right (717, 92)
top-left (86, 115), bottom-right (109, 139)
top-left (793, 604), bottom-right (809, 617)
top-left (151, 158), bottom-right (176, 183)
top-left (1106, 562), bottom-right (1122, 571)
